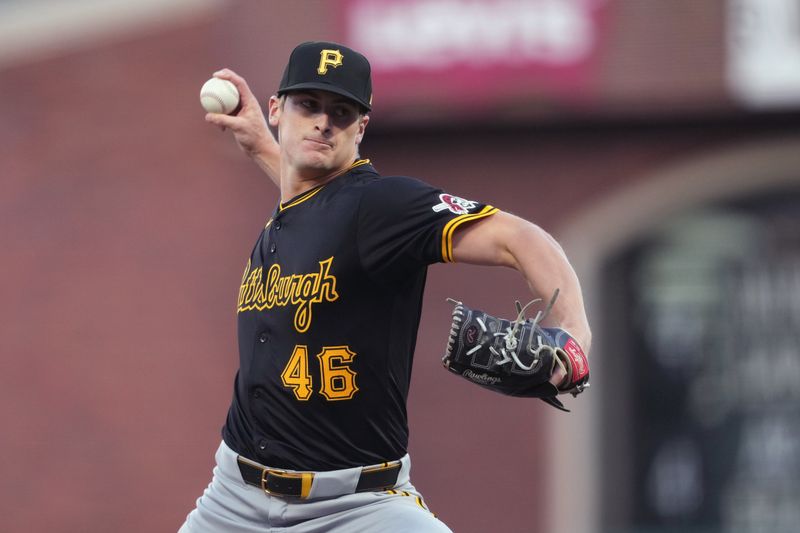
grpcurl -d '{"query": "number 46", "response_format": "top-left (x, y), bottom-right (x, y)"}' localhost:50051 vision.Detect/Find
top-left (280, 345), bottom-right (359, 401)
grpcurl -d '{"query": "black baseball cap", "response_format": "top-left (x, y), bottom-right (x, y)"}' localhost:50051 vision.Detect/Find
top-left (277, 41), bottom-right (373, 111)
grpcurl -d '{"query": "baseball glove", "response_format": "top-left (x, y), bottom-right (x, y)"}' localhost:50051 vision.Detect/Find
top-left (442, 290), bottom-right (590, 411)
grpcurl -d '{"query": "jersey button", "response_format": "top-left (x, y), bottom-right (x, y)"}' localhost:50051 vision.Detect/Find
top-left (269, 243), bottom-right (277, 253)
top-left (258, 333), bottom-right (268, 343)
top-left (258, 439), bottom-right (268, 451)
top-left (274, 221), bottom-right (282, 230)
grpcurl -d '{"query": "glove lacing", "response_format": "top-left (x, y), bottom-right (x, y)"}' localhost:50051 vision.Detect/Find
top-left (490, 288), bottom-right (561, 371)
top-left (446, 290), bottom-right (562, 372)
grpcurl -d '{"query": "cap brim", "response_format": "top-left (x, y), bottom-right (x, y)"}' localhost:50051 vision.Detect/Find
top-left (277, 82), bottom-right (371, 111)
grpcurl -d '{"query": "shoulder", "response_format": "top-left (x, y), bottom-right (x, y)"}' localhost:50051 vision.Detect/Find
top-left (329, 167), bottom-right (439, 208)
top-left (365, 175), bottom-right (434, 190)
top-left (359, 175), bottom-right (440, 204)
top-left (335, 160), bottom-right (436, 194)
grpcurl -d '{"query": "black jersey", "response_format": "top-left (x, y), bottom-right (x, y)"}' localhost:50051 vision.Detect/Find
top-left (223, 160), bottom-right (497, 471)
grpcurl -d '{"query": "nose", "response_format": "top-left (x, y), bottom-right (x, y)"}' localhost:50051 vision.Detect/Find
top-left (314, 112), bottom-right (333, 134)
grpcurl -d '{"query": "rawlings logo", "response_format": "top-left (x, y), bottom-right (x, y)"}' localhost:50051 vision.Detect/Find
top-left (564, 338), bottom-right (589, 381)
top-left (432, 193), bottom-right (478, 215)
top-left (463, 370), bottom-right (501, 385)
top-left (465, 325), bottom-right (479, 345)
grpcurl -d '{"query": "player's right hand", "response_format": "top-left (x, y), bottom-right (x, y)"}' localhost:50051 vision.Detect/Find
top-left (205, 68), bottom-right (280, 185)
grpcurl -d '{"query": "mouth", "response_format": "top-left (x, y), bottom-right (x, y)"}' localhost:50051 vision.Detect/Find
top-left (304, 137), bottom-right (333, 149)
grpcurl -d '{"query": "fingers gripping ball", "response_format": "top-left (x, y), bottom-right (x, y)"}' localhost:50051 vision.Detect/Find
top-left (200, 77), bottom-right (240, 115)
top-left (442, 290), bottom-right (590, 411)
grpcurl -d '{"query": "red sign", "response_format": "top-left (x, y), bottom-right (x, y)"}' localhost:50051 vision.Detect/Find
top-left (340, 0), bottom-right (609, 118)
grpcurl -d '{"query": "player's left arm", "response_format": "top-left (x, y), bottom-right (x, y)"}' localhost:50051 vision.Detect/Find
top-left (451, 210), bottom-right (592, 357)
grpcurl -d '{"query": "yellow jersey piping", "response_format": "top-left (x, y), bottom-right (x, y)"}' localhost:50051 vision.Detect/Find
top-left (441, 206), bottom-right (499, 262)
top-left (279, 186), bottom-right (324, 212)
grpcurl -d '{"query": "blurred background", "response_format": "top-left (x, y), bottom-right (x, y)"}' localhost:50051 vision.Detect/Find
top-left (2, 0), bottom-right (799, 532)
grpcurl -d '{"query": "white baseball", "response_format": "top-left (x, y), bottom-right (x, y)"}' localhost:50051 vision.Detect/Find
top-left (200, 77), bottom-right (240, 114)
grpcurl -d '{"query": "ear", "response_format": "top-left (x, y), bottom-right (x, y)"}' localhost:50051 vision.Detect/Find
top-left (355, 114), bottom-right (370, 145)
top-left (267, 95), bottom-right (282, 127)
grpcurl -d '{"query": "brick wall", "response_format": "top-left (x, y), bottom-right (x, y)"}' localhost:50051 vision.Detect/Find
top-left (2, 1), bottom-right (798, 531)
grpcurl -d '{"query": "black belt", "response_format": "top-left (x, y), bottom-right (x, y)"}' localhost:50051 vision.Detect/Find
top-left (237, 456), bottom-right (402, 499)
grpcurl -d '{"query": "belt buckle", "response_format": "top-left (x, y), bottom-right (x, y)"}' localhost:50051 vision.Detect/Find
top-left (260, 468), bottom-right (274, 496)
top-left (260, 468), bottom-right (314, 499)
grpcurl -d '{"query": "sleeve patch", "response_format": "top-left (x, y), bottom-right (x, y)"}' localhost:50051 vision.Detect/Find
top-left (432, 193), bottom-right (479, 215)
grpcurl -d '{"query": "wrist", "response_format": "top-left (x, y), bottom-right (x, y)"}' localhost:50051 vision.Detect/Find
top-left (251, 137), bottom-right (281, 179)
top-left (559, 324), bottom-right (591, 355)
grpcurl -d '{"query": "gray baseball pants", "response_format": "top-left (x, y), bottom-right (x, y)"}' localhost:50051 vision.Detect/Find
top-left (178, 441), bottom-right (452, 532)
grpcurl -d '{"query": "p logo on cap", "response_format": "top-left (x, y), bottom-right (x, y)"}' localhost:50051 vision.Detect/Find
top-left (318, 50), bottom-right (343, 75)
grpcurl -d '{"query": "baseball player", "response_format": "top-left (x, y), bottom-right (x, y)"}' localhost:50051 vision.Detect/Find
top-left (179, 41), bottom-right (591, 532)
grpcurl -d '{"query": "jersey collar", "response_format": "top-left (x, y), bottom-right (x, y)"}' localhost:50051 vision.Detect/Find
top-left (278, 159), bottom-right (371, 212)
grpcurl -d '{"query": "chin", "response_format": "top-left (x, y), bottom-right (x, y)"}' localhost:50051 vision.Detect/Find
top-left (300, 154), bottom-right (337, 172)
top-left (297, 148), bottom-right (325, 162)
top-left (304, 160), bottom-right (334, 173)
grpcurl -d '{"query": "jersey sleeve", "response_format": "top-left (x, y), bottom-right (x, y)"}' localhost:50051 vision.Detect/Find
top-left (356, 176), bottom-right (498, 280)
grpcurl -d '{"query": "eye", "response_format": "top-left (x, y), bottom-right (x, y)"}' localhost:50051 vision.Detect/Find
top-left (295, 96), bottom-right (320, 112)
top-left (333, 105), bottom-right (354, 119)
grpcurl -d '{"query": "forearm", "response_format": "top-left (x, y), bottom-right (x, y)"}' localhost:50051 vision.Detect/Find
top-left (507, 222), bottom-right (592, 352)
top-left (248, 133), bottom-right (281, 187)
top-left (453, 211), bottom-right (592, 352)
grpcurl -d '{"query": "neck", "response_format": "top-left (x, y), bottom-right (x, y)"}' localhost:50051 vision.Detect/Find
top-left (279, 159), bottom-right (364, 202)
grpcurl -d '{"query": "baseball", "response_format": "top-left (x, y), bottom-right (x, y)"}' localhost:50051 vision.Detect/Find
top-left (200, 77), bottom-right (240, 114)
